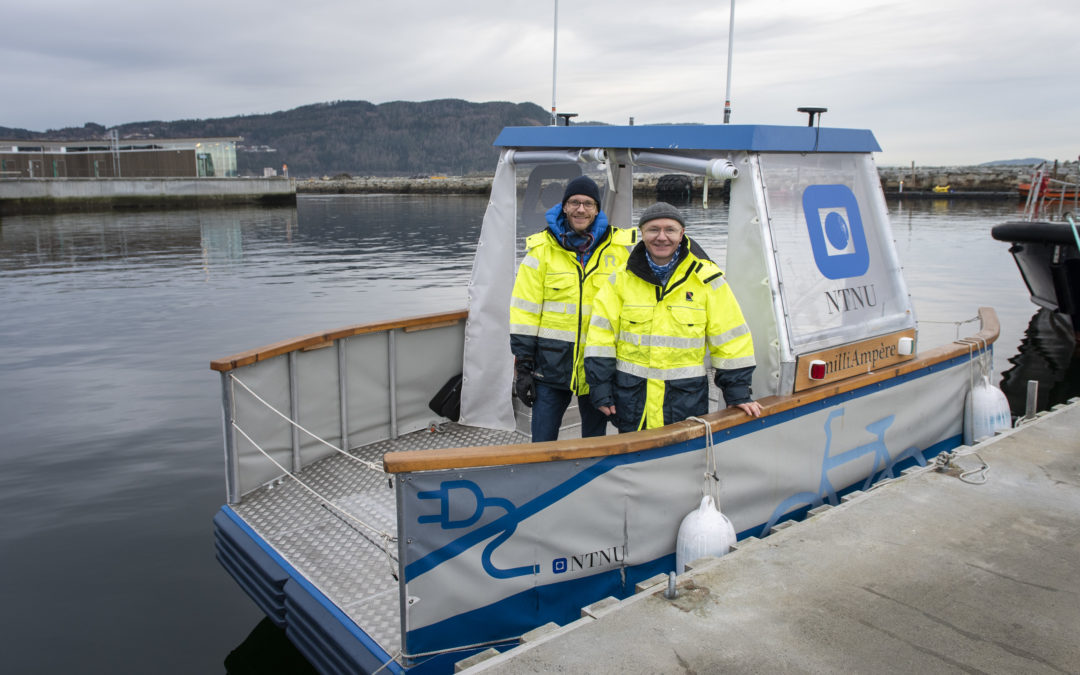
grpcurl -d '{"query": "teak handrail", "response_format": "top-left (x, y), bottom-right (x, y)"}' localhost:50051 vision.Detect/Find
top-left (383, 307), bottom-right (999, 474)
top-left (209, 309), bottom-right (469, 372)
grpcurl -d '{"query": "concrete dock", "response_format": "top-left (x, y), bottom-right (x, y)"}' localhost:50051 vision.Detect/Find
top-left (461, 400), bottom-right (1080, 674)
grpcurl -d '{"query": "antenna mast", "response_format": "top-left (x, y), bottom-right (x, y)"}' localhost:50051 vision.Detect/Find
top-left (551, 0), bottom-right (559, 126)
top-left (723, 0), bottom-right (736, 123)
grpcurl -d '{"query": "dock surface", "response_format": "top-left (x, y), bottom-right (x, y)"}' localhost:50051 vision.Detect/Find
top-left (464, 401), bottom-right (1080, 674)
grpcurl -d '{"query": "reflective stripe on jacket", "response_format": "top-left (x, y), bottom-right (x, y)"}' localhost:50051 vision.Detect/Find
top-left (509, 209), bottom-right (637, 394)
top-left (584, 237), bottom-right (756, 431)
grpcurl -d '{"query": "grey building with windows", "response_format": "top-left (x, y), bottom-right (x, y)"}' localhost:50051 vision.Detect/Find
top-left (0, 137), bottom-right (240, 178)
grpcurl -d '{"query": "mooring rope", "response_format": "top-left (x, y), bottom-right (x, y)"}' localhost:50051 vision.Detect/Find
top-left (686, 416), bottom-right (721, 507)
top-left (230, 372), bottom-right (384, 474)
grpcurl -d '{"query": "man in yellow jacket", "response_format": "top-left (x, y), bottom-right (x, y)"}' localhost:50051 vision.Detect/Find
top-left (585, 202), bottom-right (762, 433)
top-left (509, 176), bottom-right (637, 441)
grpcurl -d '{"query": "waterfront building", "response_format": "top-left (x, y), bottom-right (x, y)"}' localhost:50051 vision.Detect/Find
top-left (0, 137), bottom-right (240, 178)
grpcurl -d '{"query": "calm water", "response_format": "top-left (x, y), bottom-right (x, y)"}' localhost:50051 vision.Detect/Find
top-left (0, 193), bottom-right (1071, 673)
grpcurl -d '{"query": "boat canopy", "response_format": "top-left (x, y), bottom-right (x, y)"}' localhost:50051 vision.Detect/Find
top-left (494, 124), bottom-right (881, 153)
top-left (460, 124), bottom-right (912, 431)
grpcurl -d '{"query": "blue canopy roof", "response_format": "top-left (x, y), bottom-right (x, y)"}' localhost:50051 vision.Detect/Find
top-left (494, 124), bottom-right (881, 153)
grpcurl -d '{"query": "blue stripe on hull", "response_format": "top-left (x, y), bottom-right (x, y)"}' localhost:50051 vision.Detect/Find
top-left (214, 506), bottom-right (406, 674)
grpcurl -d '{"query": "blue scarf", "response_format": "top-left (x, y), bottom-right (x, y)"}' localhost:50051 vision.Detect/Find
top-left (545, 203), bottom-right (609, 265)
top-left (646, 249), bottom-right (681, 285)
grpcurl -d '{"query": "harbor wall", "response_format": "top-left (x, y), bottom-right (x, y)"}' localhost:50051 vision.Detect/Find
top-left (0, 177), bottom-right (296, 215)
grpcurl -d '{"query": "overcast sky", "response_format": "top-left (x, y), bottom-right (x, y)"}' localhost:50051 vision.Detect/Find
top-left (2, 0), bottom-right (1076, 166)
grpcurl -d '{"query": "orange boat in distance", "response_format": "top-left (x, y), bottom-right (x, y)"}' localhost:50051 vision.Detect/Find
top-left (1019, 182), bottom-right (1080, 201)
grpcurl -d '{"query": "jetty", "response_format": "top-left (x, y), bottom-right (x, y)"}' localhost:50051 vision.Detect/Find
top-left (460, 400), bottom-right (1080, 674)
top-left (0, 177), bottom-right (296, 215)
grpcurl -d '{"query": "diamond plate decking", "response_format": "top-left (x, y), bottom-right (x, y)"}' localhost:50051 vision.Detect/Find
top-left (232, 422), bottom-right (525, 653)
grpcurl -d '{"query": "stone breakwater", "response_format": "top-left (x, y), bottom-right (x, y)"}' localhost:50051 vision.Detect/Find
top-left (298, 174), bottom-right (734, 196)
top-left (298, 166), bottom-right (1060, 198)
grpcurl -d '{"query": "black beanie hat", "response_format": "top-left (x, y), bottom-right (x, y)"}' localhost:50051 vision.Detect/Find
top-left (562, 175), bottom-right (601, 207)
top-left (638, 201), bottom-right (686, 228)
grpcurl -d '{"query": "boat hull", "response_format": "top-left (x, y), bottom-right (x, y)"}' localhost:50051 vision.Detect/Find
top-left (394, 351), bottom-right (975, 659)
top-left (992, 221), bottom-right (1080, 329)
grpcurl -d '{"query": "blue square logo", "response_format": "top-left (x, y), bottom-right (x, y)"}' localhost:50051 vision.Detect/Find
top-left (802, 184), bottom-right (870, 280)
top-left (552, 557), bottom-right (567, 574)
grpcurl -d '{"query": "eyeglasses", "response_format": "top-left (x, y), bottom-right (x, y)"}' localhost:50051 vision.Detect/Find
top-left (566, 199), bottom-right (598, 211)
top-left (641, 224), bottom-right (683, 238)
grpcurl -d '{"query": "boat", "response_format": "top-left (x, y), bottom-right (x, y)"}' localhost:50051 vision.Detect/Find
top-left (992, 167), bottom-right (1080, 334)
top-left (1018, 182), bottom-right (1080, 201)
top-left (210, 122), bottom-right (1002, 674)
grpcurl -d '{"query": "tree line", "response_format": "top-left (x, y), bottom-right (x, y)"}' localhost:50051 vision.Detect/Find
top-left (0, 99), bottom-right (554, 177)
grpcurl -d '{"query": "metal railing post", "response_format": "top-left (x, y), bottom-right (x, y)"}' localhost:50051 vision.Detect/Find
top-left (338, 339), bottom-right (349, 452)
top-left (288, 351), bottom-right (301, 471)
top-left (389, 330), bottom-right (399, 440)
top-left (221, 371), bottom-right (240, 505)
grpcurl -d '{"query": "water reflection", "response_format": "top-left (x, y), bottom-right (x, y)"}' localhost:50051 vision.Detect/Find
top-left (225, 618), bottom-right (318, 675)
top-left (1000, 308), bottom-right (1080, 415)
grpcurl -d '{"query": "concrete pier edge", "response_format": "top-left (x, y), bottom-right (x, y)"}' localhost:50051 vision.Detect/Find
top-left (458, 397), bottom-right (1080, 673)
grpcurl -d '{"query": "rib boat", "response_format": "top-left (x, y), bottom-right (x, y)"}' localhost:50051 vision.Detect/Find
top-left (211, 122), bottom-right (1001, 674)
top-left (992, 167), bottom-right (1080, 334)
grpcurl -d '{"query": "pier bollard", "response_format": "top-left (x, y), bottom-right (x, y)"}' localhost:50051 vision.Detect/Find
top-left (1025, 380), bottom-right (1039, 420)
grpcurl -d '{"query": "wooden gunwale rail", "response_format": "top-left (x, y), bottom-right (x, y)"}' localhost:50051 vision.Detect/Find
top-left (383, 307), bottom-right (999, 474)
top-left (209, 309), bottom-right (468, 372)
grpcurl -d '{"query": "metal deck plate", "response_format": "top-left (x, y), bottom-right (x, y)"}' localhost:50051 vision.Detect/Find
top-left (233, 422), bottom-right (524, 654)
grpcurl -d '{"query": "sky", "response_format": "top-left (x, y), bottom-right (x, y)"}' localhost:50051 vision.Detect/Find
top-left (2, 0), bottom-right (1076, 167)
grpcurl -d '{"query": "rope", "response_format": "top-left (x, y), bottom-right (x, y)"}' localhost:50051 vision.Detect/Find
top-left (919, 314), bottom-right (979, 340)
top-left (400, 636), bottom-right (522, 661)
top-left (930, 449), bottom-right (990, 485)
top-left (1067, 213), bottom-right (1080, 249)
top-left (231, 422), bottom-right (398, 557)
top-left (686, 416), bottom-right (720, 506)
top-left (230, 372), bottom-right (385, 474)
top-left (370, 650), bottom-right (402, 674)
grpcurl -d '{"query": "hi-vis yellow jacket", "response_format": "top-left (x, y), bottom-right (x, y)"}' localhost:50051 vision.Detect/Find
top-left (509, 212), bottom-right (637, 395)
top-left (585, 237), bottom-right (756, 432)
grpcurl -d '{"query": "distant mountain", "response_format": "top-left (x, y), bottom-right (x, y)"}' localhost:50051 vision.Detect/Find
top-left (0, 99), bottom-right (553, 177)
top-left (978, 158), bottom-right (1046, 167)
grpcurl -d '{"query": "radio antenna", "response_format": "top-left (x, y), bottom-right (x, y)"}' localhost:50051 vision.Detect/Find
top-left (723, 0), bottom-right (736, 123)
top-left (551, 0), bottom-right (559, 126)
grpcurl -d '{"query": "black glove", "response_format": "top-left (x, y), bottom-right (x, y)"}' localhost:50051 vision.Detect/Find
top-left (514, 359), bottom-right (536, 407)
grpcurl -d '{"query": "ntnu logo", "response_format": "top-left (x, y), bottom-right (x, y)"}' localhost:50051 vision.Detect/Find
top-left (802, 184), bottom-right (870, 280)
top-left (552, 545), bottom-right (625, 574)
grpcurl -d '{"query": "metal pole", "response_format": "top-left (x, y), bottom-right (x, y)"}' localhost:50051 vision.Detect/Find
top-left (551, 0), bottom-right (559, 126)
top-left (289, 352), bottom-right (301, 471)
top-left (221, 372), bottom-right (240, 505)
top-left (722, 0), bottom-right (736, 123)
top-left (338, 339), bottom-right (349, 453)
top-left (388, 330), bottom-right (399, 440)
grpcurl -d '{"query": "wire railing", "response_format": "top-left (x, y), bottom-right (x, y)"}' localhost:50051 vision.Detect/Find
top-left (1024, 165), bottom-right (1080, 221)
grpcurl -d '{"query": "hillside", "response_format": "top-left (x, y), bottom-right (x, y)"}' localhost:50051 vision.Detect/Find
top-left (0, 99), bottom-right (552, 177)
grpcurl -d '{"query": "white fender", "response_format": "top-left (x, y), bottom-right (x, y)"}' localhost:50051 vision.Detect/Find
top-left (963, 375), bottom-right (1012, 445)
top-left (675, 495), bottom-right (736, 574)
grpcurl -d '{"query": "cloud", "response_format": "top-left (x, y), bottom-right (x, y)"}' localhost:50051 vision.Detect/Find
top-left (1, 0), bottom-right (1078, 164)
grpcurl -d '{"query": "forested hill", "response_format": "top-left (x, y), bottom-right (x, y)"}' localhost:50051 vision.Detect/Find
top-left (0, 99), bottom-right (554, 177)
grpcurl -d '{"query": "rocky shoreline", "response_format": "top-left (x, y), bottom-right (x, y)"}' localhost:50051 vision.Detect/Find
top-left (297, 165), bottom-right (1069, 199)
